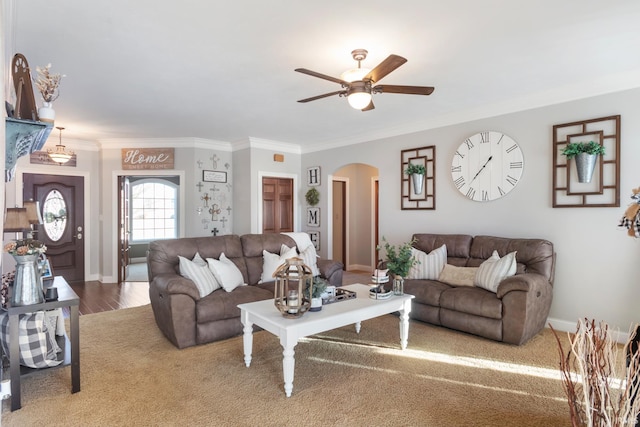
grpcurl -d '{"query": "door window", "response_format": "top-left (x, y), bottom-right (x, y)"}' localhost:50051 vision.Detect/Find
top-left (42, 189), bottom-right (67, 242)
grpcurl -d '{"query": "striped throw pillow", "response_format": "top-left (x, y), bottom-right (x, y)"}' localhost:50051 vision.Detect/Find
top-left (178, 252), bottom-right (220, 297)
top-left (474, 250), bottom-right (517, 293)
top-left (407, 244), bottom-right (447, 280)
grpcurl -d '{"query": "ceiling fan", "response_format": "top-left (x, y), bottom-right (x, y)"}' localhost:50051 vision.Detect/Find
top-left (295, 49), bottom-right (434, 111)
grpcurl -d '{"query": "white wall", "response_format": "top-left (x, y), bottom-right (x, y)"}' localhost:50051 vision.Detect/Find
top-left (304, 87), bottom-right (640, 335)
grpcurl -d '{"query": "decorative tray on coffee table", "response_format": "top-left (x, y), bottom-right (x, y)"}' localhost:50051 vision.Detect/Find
top-left (323, 288), bottom-right (357, 305)
top-left (369, 287), bottom-right (393, 300)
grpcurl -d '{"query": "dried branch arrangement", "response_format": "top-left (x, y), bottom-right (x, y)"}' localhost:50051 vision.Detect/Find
top-left (34, 63), bottom-right (64, 103)
top-left (551, 319), bottom-right (640, 427)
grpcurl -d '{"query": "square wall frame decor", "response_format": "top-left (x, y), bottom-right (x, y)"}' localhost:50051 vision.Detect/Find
top-left (401, 145), bottom-right (436, 210)
top-left (308, 231), bottom-right (320, 251)
top-left (552, 115), bottom-right (620, 208)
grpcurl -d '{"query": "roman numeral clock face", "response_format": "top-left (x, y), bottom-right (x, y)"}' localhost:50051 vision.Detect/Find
top-left (451, 131), bottom-right (524, 201)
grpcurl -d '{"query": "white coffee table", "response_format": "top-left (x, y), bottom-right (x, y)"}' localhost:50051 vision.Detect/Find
top-left (238, 283), bottom-right (414, 397)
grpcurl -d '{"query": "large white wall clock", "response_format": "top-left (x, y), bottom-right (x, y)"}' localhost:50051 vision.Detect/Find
top-left (451, 131), bottom-right (524, 201)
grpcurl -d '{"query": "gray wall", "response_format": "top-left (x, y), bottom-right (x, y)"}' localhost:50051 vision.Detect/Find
top-left (302, 87), bottom-right (640, 335)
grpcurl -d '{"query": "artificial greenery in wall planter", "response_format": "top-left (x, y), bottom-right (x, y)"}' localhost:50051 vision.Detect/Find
top-left (305, 187), bottom-right (319, 206)
top-left (561, 141), bottom-right (606, 184)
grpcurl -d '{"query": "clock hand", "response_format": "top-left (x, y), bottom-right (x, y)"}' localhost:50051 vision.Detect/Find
top-left (469, 156), bottom-right (493, 184)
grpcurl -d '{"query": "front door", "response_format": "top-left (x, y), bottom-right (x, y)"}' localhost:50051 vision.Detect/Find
top-left (23, 174), bottom-right (85, 283)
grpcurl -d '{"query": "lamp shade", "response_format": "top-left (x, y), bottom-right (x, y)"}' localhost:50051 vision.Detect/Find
top-left (4, 208), bottom-right (31, 232)
top-left (23, 201), bottom-right (43, 225)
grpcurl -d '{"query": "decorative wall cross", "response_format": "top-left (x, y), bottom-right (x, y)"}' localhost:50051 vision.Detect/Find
top-left (196, 182), bottom-right (204, 192)
top-left (226, 205), bottom-right (232, 215)
top-left (201, 192), bottom-right (210, 207)
top-left (220, 217), bottom-right (227, 228)
top-left (209, 204), bottom-right (221, 221)
top-left (210, 154), bottom-right (219, 169)
top-left (211, 227), bottom-right (219, 236)
top-left (197, 159), bottom-right (203, 169)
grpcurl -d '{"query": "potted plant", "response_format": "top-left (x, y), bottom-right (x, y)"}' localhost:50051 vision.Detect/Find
top-left (377, 237), bottom-right (418, 295)
top-left (561, 141), bottom-right (605, 183)
top-left (404, 163), bottom-right (426, 194)
top-left (305, 276), bottom-right (328, 311)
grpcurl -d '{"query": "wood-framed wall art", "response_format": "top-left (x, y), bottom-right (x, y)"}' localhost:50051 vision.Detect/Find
top-left (203, 170), bottom-right (227, 183)
top-left (307, 166), bottom-right (320, 186)
top-left (307, 207), bottom-right (320, 227)
top-left (552, 115), bottom-right (620, 208)
top-left (400, 145), bottom-right (436, 210)
top-left (307, 231), bottom-right (320, 251)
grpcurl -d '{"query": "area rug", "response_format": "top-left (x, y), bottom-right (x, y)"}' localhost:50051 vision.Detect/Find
top-left (2, 304), bottom-right (575, 426)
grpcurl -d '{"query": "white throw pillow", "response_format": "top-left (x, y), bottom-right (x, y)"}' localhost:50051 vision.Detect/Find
top-left (260, 245), bottom-right (298, 283)
top-left (207, 253), bottom-right (246, 292)
top-left (474, 250), bottom-right (517, 293)
top-left (438, 264), bottom-right (478, 287)
top-left (407, 244), bottom-right (447, 280)
top-left (178, 252), bottom-right (220, 297)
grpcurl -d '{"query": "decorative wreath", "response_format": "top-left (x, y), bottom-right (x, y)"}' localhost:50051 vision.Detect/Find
top-left (305, 188), bottom-right (319, 206)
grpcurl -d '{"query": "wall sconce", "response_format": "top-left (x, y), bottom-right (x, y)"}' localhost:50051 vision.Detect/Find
top-left (48, 126), bottom-right (73, 164)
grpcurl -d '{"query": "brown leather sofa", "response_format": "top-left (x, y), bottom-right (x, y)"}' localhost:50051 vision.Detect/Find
top-left (147, 233), bottom-right (343, 348)
top-left (404, 233), bottom-right (555, 345)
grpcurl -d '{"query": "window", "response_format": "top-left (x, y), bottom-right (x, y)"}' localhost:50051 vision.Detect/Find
top-left (130, 179), bottom-right (178, 242)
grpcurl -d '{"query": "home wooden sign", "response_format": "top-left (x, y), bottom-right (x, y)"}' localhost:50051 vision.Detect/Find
top-left (121, 148), bottom-right (174, 170)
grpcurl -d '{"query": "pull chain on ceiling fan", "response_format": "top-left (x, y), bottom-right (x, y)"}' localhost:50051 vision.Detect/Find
top-left (295, 49), bottom-right (434, 111)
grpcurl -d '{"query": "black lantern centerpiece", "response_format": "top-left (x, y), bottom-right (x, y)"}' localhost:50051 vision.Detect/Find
top-left (274, 257), bottom-right (314, 318)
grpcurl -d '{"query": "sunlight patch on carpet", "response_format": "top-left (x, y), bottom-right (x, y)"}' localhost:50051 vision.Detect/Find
top-left (307, 356), bottom-right (567, 402)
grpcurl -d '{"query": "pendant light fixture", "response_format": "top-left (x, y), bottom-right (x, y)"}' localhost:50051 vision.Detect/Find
top-left (48, 126), bottom-right (73, 164)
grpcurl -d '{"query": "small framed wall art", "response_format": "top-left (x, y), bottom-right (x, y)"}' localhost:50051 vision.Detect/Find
top-left (307, 166), bottom-right (320, 186)
top-left (203, 170), bottom-right (227, 183)
top-left (308, 231), bottom-right (320, 251)
top-left (307, 207), bottom-right (320, 227)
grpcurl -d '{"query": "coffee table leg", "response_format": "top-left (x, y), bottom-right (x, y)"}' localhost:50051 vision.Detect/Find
top-left (355, 321), bottom-right (361, 334)
top-left (280, 336), bottom-right (298, 397)
top-left (241, 310), bottom-right (253, 367)
top-left (399, 299), bottom-right (412, 350)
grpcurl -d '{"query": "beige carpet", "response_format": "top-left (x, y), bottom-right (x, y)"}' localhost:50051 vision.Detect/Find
top-left (2, 304), bottom-right (575, 426)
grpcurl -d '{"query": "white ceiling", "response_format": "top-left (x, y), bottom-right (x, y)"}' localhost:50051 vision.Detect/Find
top-left (7, 0), bottom-right (640, 151)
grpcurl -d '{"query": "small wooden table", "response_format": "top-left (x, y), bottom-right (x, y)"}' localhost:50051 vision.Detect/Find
top-left (238, 283), bottom-right (414, 397)
top-left (1, 276), bottom-right (80, 411)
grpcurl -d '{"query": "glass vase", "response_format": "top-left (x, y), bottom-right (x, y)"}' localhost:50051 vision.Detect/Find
top-left (392, 276), bottom-right (404, 296)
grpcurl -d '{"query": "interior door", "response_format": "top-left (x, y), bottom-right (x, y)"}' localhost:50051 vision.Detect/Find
top-left (23, 174), bottom-right (85, 283)
top-left (262, 177), bottom-right (293, 233)
top-left (117, 176), bottom-right (131, 283)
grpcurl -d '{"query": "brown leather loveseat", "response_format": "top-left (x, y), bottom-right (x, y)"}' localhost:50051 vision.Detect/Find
top-left (404, 233), bottom-right (555, 345)
top-left (147, 233), bottom-right (343, 348)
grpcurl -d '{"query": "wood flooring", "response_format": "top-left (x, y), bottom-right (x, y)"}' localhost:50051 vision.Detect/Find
top-left (71, 270), bottom-right (371, 315)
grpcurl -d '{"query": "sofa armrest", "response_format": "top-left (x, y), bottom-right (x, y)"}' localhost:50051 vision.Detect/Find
top-left (496, 273), bottom-right (549, 299)
top-left (151, 274), bottom-right (201, 301)
top-left (497, 273), bottom-right (554, 345)
top-left (317, 258), bottom-right (344, 286)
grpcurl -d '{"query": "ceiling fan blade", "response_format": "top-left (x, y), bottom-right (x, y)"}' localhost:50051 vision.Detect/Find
top-left (297, 90), bottom-right (346, 103)
top-left (361, 100), bottom-right (375, 111)
top-left (364, 55), bottom-right (407, 83)
top-left (375, 85), bottom-right (435, 95)
top-left (295, 68), bottom-right (348, 85)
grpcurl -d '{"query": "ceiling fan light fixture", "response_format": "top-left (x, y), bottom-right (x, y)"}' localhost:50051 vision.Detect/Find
top-left (346, 81), bottom-right (372, 110)
top-left (340, 67), bottom-right (370, 83)
top-left (347, 92), bottom-right (372, 110)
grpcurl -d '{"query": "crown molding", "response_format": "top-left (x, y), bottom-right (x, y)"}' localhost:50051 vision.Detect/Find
top-left (97, 137), bottom-right (232, 151)
top-left (231, 137), bottom-right (301, 154)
